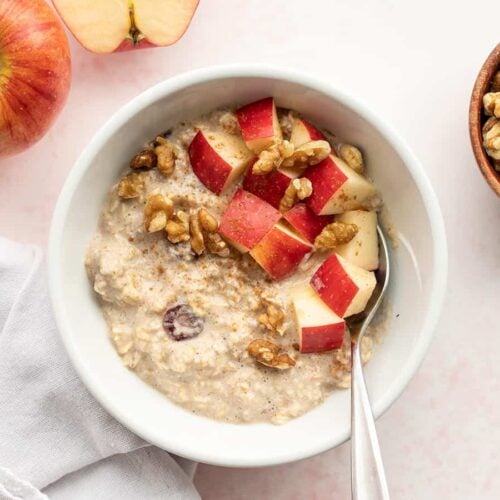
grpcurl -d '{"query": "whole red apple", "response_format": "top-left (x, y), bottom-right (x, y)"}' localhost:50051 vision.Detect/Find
top-left (0, 0), bottom-right (71, 158)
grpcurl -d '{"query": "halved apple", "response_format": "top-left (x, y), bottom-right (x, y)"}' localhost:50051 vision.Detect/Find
top-left (310, 253), bottom-right (376, 318)
top-left (236, 97), bottom-right (282, 154)
top-left (243, 166), bottom-right (301, 209)
top-left (250, 222), bottom-right (312, 280)
top-left (218, 189), bottom-right (281, 252)
top-left (283, 203), bottom-right (334, 243)
top-left (291, 284), bottom-right (346, 353)
top-left (304, 155), bottom-right (377, 215)
top-left (53, 0), bottom-right (199, 54)
top-left (290, 117), bottom-right (326, 147)
top-left (336, 210), bottom-right (379, 271)
top-left (188, 129), bottom-right (254, 195)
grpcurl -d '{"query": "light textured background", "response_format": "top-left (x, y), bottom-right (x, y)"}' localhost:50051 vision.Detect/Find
top-left (1, 1), bottom-right (499, 498)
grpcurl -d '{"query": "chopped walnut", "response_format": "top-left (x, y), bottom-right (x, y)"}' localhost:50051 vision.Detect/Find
top-left (219, 112), bottom-right (239, 134)
top-left (278, 178), bottom-right (312, 213)
top-left (205, 232), bottom-right (230, 257)
top-left (281, 140), bottom-right (331, 168)
top-left (130, 149), bottom-right (157, 170)
top-left (154, 137), bottom-right (176, 176)
top-left (315, 222), bottom-right (358, 249)
top-left (252, 140), bottom-right (294, 175)
top-left (117, 172), bottom-right (144, 199)
top-left (483, 117), bottom-right (500, 160)
top-left (189, 211), bottom-right (205, 255)
top-left (189, 208), bottom-right (227, 256)
top-left (252, 145), bottom-right (282, 175)
top-left (144, 194), bottom-right (173, 232)
top-left (258, 300), bottom-right (285, 335)
top-left (338, 144), bottom-right (364, 174)
top-left (483, 92), bottom-right (500, 118)
top-left (198, 208), bottom-right (218, 233)
top-left (247, 339), bottom-right (295, 370)
top-left (492, 71), bottom-right (500, 92)
top-left (165, 210), bottom-right (190, 243)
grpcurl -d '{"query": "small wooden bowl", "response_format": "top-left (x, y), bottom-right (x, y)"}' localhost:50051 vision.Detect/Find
top-left (469, 43), bottom-right (500, 196)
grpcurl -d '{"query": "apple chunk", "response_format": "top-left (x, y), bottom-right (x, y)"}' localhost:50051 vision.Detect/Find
top-left (291, 285), bottom-right (346, 353)
top-left (53, 0), bottom-right (199, 54)
top-left (290, 118), bottom-right (326, 147)
top-left (236, 97), bottom-right (282, 154)
top-left (336, 211), bottom-right (379, 271)
top-left (243, 166), bottom-right (301, 209)
top-left (310, 253), bottom-right (376, 318)
top-left (304, 155), bottom-right (377, 215)
top-left (283, 203), bottom-right (334, 243)
top-left (188, 129), bottom-right (254, 195)
top-left (218, 189), bottom-right (281, 252)
top-left (250, 223), bottom-right (312, 280)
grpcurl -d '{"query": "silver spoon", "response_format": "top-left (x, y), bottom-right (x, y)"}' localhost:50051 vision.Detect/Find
top-left (348, 226), bottom-right (391, 500)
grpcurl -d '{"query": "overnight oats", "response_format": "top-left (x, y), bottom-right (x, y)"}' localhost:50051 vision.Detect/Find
top-left (85, 97), bottom-right (385, 424)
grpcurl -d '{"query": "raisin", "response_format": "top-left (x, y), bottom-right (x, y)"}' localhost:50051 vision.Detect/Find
top-left (162, 304), bottom-right (204, 341)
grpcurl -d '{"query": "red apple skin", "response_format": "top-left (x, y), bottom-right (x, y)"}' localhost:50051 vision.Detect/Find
top-left (115, 38), bottom-right (156, 52)
top-left (250, 225), bottom-right (312, 280)
top-left (299, 323), bottom-right (345, 353)
top-left (242, 167), bottom-right (292, 209)
top-left (188, 130), bottom-right (231, 195)
top-left (310, 253), bottom-right (359, 317)
top-left (236, 97), bottom-right (276, 151)
top-left (219, 189), bottom-right (281, 251)
top-left (0, 0), bottom-right (71, 158)
top-left (284, 203), bottom-right (334, 243)
top-left (304, 156), bottom-right (348, 215)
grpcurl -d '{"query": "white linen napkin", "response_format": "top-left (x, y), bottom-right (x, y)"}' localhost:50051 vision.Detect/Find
top-left (0, 237), bottom-right (200, 500)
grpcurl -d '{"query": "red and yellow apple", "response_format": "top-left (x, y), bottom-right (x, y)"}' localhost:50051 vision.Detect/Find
top-left (188, 129), bottom-right (254, 195)
top-left (52, 0), bottom-right (199, 54)
top-left (290, 117), bottom-right (326, 147)
top-left (242, 165), bottom-right (302, 209)
top-left (335, 210), bottom-right (379, 271)
top-left (0, 0), bottom-right (71, 158)
top-left (304, 155), bottom-right (377, 215)
top-left (310, 253), bottom-right (376, 318)
top-left (283, 203), bottom-right (334, 243)
top-left (291, 285), bottom-right (346, 353)
top-left (236, 97), bottom-right (282, 154)
top-left (218, 189), bottom-right (281, 252)
top-left (250, 222), bottom-right (312, 280)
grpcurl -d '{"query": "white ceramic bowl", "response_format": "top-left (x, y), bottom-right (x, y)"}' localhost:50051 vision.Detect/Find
top-left (49, 65), bottom-right (447, 467)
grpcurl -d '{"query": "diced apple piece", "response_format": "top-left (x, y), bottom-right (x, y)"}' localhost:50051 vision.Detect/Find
top-left (291, 285), bottom-right (346, 353)
top-left (304, 155), bottom-right (377, 215)
top-left (242, 166), bottom-right (301, 209)
top-left (188, 129), bottom-right (254, 195)
top-left (250, 222), bottom-right (312, 280)
top-left (236, 97), bottom-right (282, 154)
top-left (336, 211), bottom-right (379, 271)
top-left (310, 253), bottom-right (376, 318)
top-left (283, 203), bottom-right (334, 243)
top-left (218, 189), bottom-right (281, 252)
top-left (290, 117), bottom-right (326, 147)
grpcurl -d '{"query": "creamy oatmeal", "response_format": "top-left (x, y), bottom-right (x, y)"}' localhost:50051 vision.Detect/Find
top-left (86, 98), bottom-right (384, 424)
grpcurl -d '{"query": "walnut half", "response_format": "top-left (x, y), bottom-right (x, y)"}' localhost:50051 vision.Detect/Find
top-left (279, 178), bottom-right (313, 213)
top-left (247, 339), bottom-right (296, 370)
top-left (258, 300), bottom-right (285, 335)
top-left (338, 144), bottom-right (364, 174)
top-left (315, 221), bottom-right (358, 249)
top-left (117, 172), bottom-right (144, 199)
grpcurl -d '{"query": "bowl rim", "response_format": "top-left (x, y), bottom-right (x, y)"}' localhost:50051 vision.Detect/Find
top-left (48, 64), bottom-right (448, 466)
top-left (469, 43), bottom-right (500, 196)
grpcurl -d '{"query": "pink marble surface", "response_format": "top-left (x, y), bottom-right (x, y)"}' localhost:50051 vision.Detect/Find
top-left (1, 1), bottom-right (499, 498)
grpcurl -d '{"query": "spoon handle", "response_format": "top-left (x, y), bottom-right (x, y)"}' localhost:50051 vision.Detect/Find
top-left (351, 341), bottom-right (390, 500)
